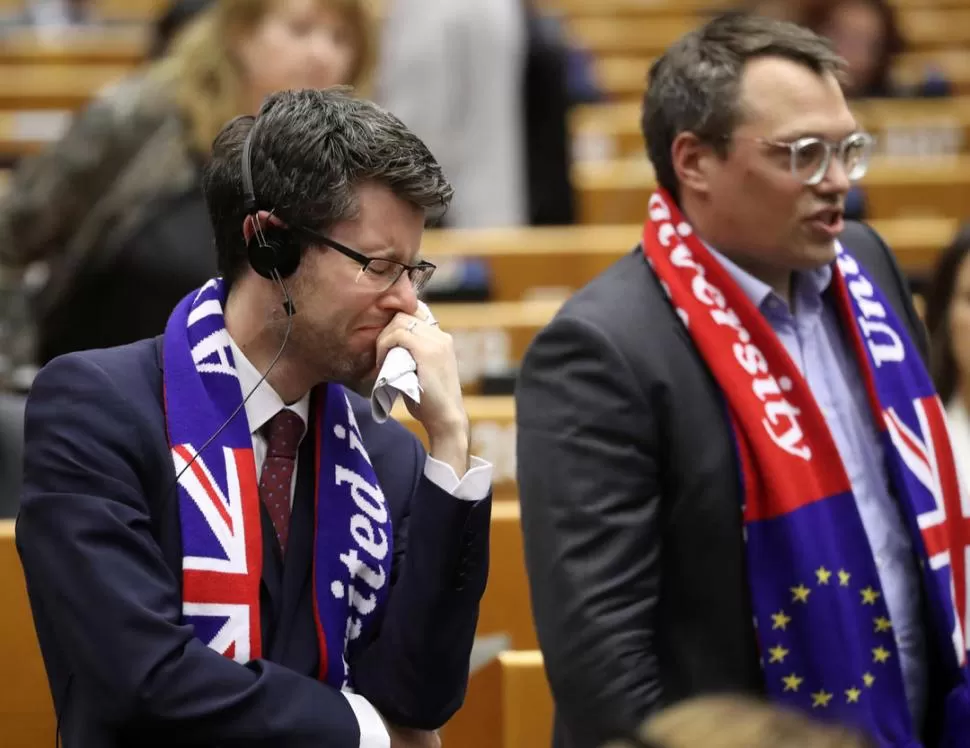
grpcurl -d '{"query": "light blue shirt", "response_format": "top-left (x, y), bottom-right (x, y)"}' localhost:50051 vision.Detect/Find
top-left (710, 249), bottom-right (928, 729)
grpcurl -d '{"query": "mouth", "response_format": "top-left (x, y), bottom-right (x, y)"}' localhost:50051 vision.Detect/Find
top-left (806, 207), bottom-right (845, 239)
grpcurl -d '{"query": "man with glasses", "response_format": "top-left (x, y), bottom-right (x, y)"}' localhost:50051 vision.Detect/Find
top-left (16, 88), bottom-right (491, 748)
top-left (516, 12), bottom-right (963, 748)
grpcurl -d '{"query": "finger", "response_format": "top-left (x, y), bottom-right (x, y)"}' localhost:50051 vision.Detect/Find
top-left (415, 300), bottom-right (434, 323)
top-left (375, 327), bottom-right (422, 369)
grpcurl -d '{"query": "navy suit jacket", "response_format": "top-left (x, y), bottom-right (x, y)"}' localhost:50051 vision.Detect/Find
top-left (16, 336), bottom-right (492, 747)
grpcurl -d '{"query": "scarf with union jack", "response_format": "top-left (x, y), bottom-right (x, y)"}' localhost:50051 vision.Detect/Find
top-left (162, 277), bottom-right (393, 689)
top-left (642, 189), bottom-right (970, 746)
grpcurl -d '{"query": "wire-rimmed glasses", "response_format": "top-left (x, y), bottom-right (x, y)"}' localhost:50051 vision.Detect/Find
top-left (295, 226), bottom-right (436, 294)
top-left (750, 131), bottom-right (875, 186)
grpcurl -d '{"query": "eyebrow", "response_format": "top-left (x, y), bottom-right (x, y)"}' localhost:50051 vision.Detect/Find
top-left (771, 125), bottom-right (861, 142)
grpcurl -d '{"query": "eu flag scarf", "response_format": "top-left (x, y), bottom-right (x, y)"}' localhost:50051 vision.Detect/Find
top-left (162, 278), bottom-right (393, 689)
top-left (642, 189), bottom-right (970, 746)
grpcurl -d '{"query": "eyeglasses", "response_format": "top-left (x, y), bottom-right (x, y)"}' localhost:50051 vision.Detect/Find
top-left (295, 226), bottom-right (436, 294)
top-left (746, 131), bottom-right (874, 186)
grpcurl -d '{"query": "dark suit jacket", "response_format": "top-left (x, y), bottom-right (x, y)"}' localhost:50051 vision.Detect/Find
top-left (515, 222), bottom-right (933, 748)
top-left (17, 336), bottom-right (491, 747)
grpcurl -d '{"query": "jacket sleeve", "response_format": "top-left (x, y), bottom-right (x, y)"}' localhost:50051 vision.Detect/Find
top-left (514, 314), bottom-right (664, 748)
top-left (350, 436), bottom-right (492, 729)
top-left (16, 353), bottom-right (370, 747)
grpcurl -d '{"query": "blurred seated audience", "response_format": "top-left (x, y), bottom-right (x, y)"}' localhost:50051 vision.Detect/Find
top-left (602, 695), bottom-right (874, 748)
top-left (924, 223), bottom-right (970, 468)
top-left (0, 0), bottom-right (374, 389)
top-left (803, 0), bottom-right (950, 98)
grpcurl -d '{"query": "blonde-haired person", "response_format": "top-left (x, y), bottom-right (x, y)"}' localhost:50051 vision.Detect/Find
top-left (0, 0), bottom-right (374, 385)
top-left (602, 695), bottom-right (874, 748)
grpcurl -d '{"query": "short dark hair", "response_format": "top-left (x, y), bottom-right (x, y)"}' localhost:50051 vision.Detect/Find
top-left (641, 12), bottom-right (844, 200)
top-left (202, 87), bottom-right (454, 288)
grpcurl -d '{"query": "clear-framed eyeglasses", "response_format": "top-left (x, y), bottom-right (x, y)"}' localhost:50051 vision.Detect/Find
top-left (754, 131), bottom-right (875, 186)
top-left (295, 226), bottom-right (436, 294)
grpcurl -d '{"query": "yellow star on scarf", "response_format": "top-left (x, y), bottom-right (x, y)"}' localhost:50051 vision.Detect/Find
top-left (768, 645), bottom-right (789, 663)
top-left (815, 567), bottom-right (832, 585)
top-left (846, 687), bottom-right (862, 703)
top-left (838, 569), bottom-right (851, 586)
top-left (772, 610), bottom-right (792, 630)
top-left (861, 586), bottom-right (881, 605)
top-left (873, 647), bottom-right (891, 663)
top-left (863, 672), bottom-right (875, 688)
top-left (791, 584), bottom-right (811, 603)
top-left (811, 690), bottom-right (833, 708)
top-left (782, 673), bottom-right (803, 692)
top-left (874, 616), bottom-right (892, 633)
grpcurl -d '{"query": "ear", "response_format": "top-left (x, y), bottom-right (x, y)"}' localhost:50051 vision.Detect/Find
top-left (241, 210), bottom-right (287, 245)
top-left (670, 131), bottom-right (720, 197)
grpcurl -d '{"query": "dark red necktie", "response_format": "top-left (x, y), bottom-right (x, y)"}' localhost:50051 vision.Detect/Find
top-left (259, 409), bottom-right (304, 554)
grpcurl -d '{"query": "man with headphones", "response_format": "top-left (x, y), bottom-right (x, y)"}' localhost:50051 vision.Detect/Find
top-left (16, 88), bottom-right (491, 748)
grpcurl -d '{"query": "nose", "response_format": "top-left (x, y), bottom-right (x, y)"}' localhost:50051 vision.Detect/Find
top-left (818, 152), bottom-right (852, 194)
top-left (377, 272), bottom-right (419, 315)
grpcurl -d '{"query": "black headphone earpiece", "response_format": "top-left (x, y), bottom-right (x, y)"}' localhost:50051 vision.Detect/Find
top-left (240, 120), bottom-right (301, 280)
top-left (246, 220), bottom-right (302, 280)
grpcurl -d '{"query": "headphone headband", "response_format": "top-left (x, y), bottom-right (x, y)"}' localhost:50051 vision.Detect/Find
top-left (240, 116), bottom-right (302, 282)
top-left (241, 120), bottom-right (258, 215)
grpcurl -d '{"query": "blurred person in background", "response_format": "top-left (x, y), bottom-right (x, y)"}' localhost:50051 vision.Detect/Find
top-left (0, 0), bottom-right (374, 388)
top-left (924, 223), bottom-right (970, 468)
top-left (601, 695), bottom-right (874, 748)
top-left (803, 0), bottom-right (950, 99)
top-left (373, 0), bottom-right (528, 229)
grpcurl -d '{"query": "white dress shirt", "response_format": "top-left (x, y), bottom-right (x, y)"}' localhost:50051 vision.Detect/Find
top-left (228, 338), bottom-right (492, 747)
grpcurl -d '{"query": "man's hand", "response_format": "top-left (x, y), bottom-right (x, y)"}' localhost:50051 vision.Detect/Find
top-left (375, 309), bottom-right (470, 476)
top-left (389, 727), bottom-right (441, 748)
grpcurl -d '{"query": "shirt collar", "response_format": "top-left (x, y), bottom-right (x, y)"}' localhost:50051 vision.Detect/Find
top-left (703, 241), bottom-right (833, 311)
top-left (228, 336), bottom-right (310, 437)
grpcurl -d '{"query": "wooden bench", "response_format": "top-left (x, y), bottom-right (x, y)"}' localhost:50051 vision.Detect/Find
top-left (575, 156), bottom-right (970, 223)
top-left (440, 650), bottom-right (554, 748)
top-left (0, 520), bottom-right (56, 748)
top-left (0, 27), bottom-right (146, 65)
top-left (478, 501), bottom-right (537, 650)
top-left (422, 218), bottom-right (955, 305)
top-left (432, 300), bottom-right (561, 389)
top-left (0, 63), bottom-right (131, 109)
top-left (497, 651), bottom-right (555, 748)
top-left (392, 396), bottom-right (517, 500)
top-left (572, 96), bottom-right (970, 161)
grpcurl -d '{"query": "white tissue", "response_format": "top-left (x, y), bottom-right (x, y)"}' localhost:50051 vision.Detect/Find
top-left (370, 302), bottom-right (436, 423)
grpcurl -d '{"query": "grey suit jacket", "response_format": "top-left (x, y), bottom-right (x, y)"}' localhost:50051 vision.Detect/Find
top-left (514, 222), bottom-right (931, 748)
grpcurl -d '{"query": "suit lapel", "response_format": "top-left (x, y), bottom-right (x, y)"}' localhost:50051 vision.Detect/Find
top-left (259, 502), bottom-right (284, 636)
